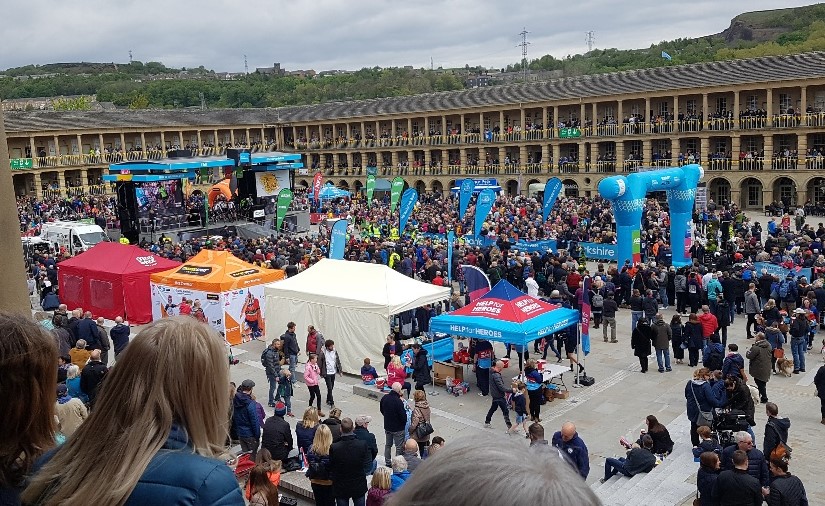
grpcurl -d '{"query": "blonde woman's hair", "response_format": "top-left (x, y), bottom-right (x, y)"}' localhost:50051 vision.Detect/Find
top-left (301, 407), bottom-right (320, 429)
top-left (310, 424), bottom-right (332, 456)
top-left (693, 367), bottom-right (711, 380)
top-left (390, 355), bottom-right (402, 368)
top-left (23, 316), bottom-right (231, 505)
top-left (371, 466), bottom-right (391, 490)
top-left (413, 390), bottom-right (427, 402)
top-left (66, 364), bottom-right (81, 380)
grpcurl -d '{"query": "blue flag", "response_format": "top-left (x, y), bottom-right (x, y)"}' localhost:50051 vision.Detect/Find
top-left (447, 230), bottom-right (455, 283)
top-left (661, 51), bottom-right (672, 60)
top-left (329, 219), bottom-right (348, 260)
top-left (542, 177), bottom-right (563, 221)
top-left (458, 179), bottom-right (475, 220)
top-left (399, 188), bottom-right (418, 234)
top-left (474, 189), bottom-right (496, 237)
top-left (581, 276), bottom-right (591, 356)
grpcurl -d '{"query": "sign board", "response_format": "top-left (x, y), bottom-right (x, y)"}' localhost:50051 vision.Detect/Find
top-left (10, 158), bottom-right (33, 170)
top-left (695, 182), bottom-right (707, 211)
top-left (558, 127), bottom-right (582, 139)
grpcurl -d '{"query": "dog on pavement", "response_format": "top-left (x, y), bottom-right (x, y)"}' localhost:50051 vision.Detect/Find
top-left (775, 357), bottom-right (794, 377)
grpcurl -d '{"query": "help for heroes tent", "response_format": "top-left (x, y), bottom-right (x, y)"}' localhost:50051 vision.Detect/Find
top-left (150, 250), bottom-right (285, 345)
top-left (57, 242), bottom-right (182, 324)
top-left (430, 280), bottom-right (580, 346)
top-left (262, 258), bottom-right (450, 374)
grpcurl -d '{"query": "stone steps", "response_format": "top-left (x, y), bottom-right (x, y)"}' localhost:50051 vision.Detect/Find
top-left (591, 412), bottom-right (697, 506)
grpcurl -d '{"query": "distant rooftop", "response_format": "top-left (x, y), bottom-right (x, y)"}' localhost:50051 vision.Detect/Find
top-left (5, 52), bottom-right (825, 133)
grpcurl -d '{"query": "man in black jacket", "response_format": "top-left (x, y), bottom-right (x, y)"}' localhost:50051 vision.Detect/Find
top-left (354, 415), bottom-right (378, 474)
top-left (329, 418), bottom-right (371, 505)
top-left (712, 449), bottom-right (763, 506)
top-left (411, 343), bottom-right (431, 390)
top-left (109, 316), bottom-right (130, 358)
top-left (380, 383), bottom-right (407, 467)
top-left (281, 321), bottom-right (300, 383)
top-left (721, 431), bottom-right (770, 487)
top-left (80, 349), bottom-right (108, 409)
top-left (816, 363), bottom-right (825, 425)
top-left (483, 361), bottom-right (512, 431)
top-left (261, 401), bottom-right (293, 464)
top-left (601, 294), bottom-right (619, 343)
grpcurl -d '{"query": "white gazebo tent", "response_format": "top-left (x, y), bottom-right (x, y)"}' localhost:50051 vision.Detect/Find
top-left (263, 258), bottom-right (451, 374)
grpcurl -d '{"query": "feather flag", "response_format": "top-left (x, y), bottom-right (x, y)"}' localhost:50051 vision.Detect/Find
top-left (460, 265), bottom-right (492, 302)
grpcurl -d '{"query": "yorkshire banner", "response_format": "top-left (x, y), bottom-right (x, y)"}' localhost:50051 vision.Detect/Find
top-left (275, 188), bottom-right (294, 230)
top-left (542, 177), bottom-right (563, 222)
top-left (390, 177), bottom-right (405, 213)
top-left (419, 232), bottom-right (558, 254)
top-left (399, 188), bottom-right (418, 233)
top-left (366, 174), bottom-right (376, 207)
top-left (458, 179), bottom-right (475, 219)
top-left (312, 172), bottom-right (323, 202)
top-left (329, 219), bottom-right (348, 260)
top-left (474, 188), bottom-right (496, 237)
top-left (581, 242), bottom-right (618, 260)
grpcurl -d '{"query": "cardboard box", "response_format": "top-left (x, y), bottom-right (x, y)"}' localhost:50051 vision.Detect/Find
top-left (553, 389), bottom-right (570, 400)
top-left (433, 361), bottom-right (464, 386)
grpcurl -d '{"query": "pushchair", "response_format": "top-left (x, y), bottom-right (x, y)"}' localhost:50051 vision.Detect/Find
top-left (712, 408), bottom-right (749, 448)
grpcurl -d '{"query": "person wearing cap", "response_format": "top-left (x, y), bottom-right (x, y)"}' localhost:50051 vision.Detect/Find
top-left (354, 415), bottom-right (378, 475)
top-left (261, 401), bottom-right (294, 465)
top-left (789, 307), bottom-right (809, 374)
top-left (232, 379), bottom-right (261, 458)
top-left (54, 383), bottom-right (88, 438)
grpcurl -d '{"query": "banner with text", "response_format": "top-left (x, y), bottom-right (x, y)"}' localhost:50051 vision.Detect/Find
top-left (399, 188), bottom-right (418, 233)
top-left (542, 177), bottom-right (563, 222)
top-left (459, 179), bottom-right (475, 220)
top-left (329, 219), bottom-right (348, 259)
top-left (276, 188), bottom-right (294, 230)
top-left (753, 262), bottom-right (812, 282)
top-left (366, 174), bottom-right (376, 207)
top-left (474, 189), bottom-right (496, 237)
top-left (390, 177), bottom-right (405, 213)
top-left (581, 242), bottom-right (618, 261)
top-left (312, 172), bottom-right (323, 203)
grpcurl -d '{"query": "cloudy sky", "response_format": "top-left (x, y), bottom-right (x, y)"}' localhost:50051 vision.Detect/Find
top-left (1, 0), bottom-right (818, 72)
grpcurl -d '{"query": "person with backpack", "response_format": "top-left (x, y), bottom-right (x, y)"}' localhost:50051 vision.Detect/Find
top-left (306, 325), bottom-right (324, 359)
top-left (779, 273), bottom-right (799, 312)
top-left (703, 337), bottom-right (725, 372)
top-left (591, 286), bottom-right (604, 329)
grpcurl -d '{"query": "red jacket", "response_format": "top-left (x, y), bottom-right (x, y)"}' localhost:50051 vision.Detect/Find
top-left (698, 313), bottom-right (718, 338)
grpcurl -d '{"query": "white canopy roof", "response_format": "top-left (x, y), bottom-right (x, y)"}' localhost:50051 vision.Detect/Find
top-left (263, 258), bottom-right (450, 315)
top-left (262, 258), bottom-right (450, 373)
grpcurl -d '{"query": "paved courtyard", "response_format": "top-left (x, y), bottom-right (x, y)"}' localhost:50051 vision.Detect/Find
top-left (226, 274), bottom-right (825, 505)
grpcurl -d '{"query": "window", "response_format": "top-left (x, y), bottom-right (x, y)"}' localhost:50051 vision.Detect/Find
top-left (564, 183), bottom-right (579, 197)
top-left (812, 179), bottom-right (825, 206)
top-left (603, 106), bottom-right (615, 120)
top-left (684, 139), bottom-right (698, 152)
top-left (686, 99), bottom-right (697, 115)
top-left (811, 134), bottom-right (825, 152)
top-left (713, 181), bottom-right (731, 204)
top-left (779, 93), bottom-right (792, 111)
top-left (775, 135), bottom-right (795, 152)
top-left (777, 180), bottom-right (795, 204)
top-left (743, 137), bottom-right (762, 153)
top-left (90, 279), bottom-right (114, 309)
top-left (746, 182), bottom-right (763, 207)
top-left (658, 101), bottom-right (669, 116)
top-left (627, 140), bottom-right (643, 157)
top-left (714, 139), bottom-right (728, 155)
top-left (630, 104), bottom-right (642, 116)
top-left (715, 97), bottom-right (727, 114)
top-left (483, 118), bottom-right (491, 130)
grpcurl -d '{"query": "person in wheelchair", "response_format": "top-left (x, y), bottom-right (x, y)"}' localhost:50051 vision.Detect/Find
top-left (724, 376), bottom-right (756, 441)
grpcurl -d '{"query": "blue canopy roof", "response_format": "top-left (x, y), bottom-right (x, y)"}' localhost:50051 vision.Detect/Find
top-left (430, 280), bottom-right (579, 346)
top-left (318, 183), bottom-right (351, 200)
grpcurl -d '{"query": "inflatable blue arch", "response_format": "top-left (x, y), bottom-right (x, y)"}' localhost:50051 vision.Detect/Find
top-left (598, 164), bottom-right (703, 267)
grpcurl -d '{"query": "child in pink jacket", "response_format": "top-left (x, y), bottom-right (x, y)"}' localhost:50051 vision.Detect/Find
top-left (304, 353), bottom-right (323, 414)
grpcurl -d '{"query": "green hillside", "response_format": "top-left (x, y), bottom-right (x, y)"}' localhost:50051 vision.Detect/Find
top-left (3, 3), bottom-right (825, 109)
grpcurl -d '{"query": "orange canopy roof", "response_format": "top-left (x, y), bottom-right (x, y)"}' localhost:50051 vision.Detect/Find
top-left (150, 249), bottom-right (284, 292)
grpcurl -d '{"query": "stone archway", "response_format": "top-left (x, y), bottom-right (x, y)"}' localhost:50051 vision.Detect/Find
top-left (338, 180), bottom-right (349, 189)
top-left (431, 180), bottom-right (443, 194)
top-left (707, 177), bottom-right (731, 207)
top-left (415, 180), bottom-right (426, 194)
top-left (298, 179), bottom-right (309, 188)
top-left (740, 177), bottom-right (763, 209)
top-left (772, 176), bottom-right (796, 207)
top-left (354, 181), bottom-right (363, 193)
top-left (562, 179), bottom-right (579, 197)
top-left (807, 176), bottom-right (825, 207)
top-left (506, 179), bottom-right (518, 196)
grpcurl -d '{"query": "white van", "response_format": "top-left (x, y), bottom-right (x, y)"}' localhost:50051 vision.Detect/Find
top-left (39, 221), bottom-right (107, 255)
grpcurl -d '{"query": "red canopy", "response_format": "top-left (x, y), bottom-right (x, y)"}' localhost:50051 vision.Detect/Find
top-left (57, 243), bottom-right (181, 323)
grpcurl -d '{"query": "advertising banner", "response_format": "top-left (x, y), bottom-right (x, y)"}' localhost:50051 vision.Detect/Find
top-left (542, 177), bottom-right (563, 222)
top-left (223, 285), bottom-right (268, 345)
top-left (419, 232), bottom-right (558, 254)
top-left (447, 230), bottom-right (455, 283)
top-left (390, 177), bottom-right (405, 213)
top-left (255, 171), bottom-right (290, 198)
top-left (329, 219), bottom-right (348, 260)
top-left (753, 262), bottom-right (812, 281)
top-left (580, 242), bottom-right (618, 260)
top-left (399, 188), bottom-right (418, 233)
top-left (632, 229), bottom-right (642, 264)
top-left (581, 276), bottom-right (591, 356)
top-left (276, 188), bottom-right (294, 230)
top-left (474, 188), bottom-right (496, 237)
top-left (366, 174), bottom-right (376, 207)
top-left (151, 283), bottom-right (223, 332)
top-left (459, 179), bottom-right (475, 219)
top-left (312, 172), bottom-right (323, 203)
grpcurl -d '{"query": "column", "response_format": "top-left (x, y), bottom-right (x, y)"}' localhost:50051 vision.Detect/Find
top-left (520, 109), bottom-right (526, 139)
top-left (460, 114), bottom-right (466, 140)
top-left (702, 93), bottom-right (709, 119)
top-left (616, 142), bottom-right (625, 170)
top-left (519, 146), bottom-right (527, 168)
top-left (391, 150), bottom-right (399, 174)
top-left (498, 147), bottom-right (506, 171)
top-left (52, 135), bottom-right (59, 157)
top-left (361, 152), bottom-right (368, 171)
top-left (160, 132), bottom-right (166, 151)
top-left (797, 135), bottom-right (807, 171)
top-left (542, 107), bottom-right (548, 138)
top-left (589, 142), bottom-right (598, 170)
top-left (424, 149), bottom-right (432, 174)
top-left (441, 115), bottom-right (447, 140)
top-left (33, 172), bottom-right (42, 199)
top-left (424, 117), bottom-right (429, 141)
top-left (673, 96), bottom-right (679, 119)
top-left (478, 113), bottom-right (484, 135)
top-left (441, 149), bottom-right (449, 174)
top-left (731, 136), bottom-right (741, 170)
top-left (407, 150), bottom-right (414, 174)
top-left (406, 119), bottom-right (412, 137)
top-left (80, 168), bottom-right (88, 188)
top-left (29, 136), bottom-right (36, 161)
top-left (459, 148), bottom-right (467, 169)
top-left (644, 98), bottom-right (651, 133)
top-left (119, 133), bottom-right (126, 154)
top-left (57, 170), bottom-right (67, 194)
top-left (552, 143), bottom-right (561, 173)
top-left (196, 131), bottom-right (202, 152)
top-left (0, 108), bottom-right (30, 311)
top-left (643, 139), bottom-right (652, 165)
top-left (499, 111), bottom-right (505, 133)
top-left (579, 103), bottom-right (586, 126)
top-left (76, 134), bottom-right (82, 155)
top-left (801, 86), bottom-right (808, 126)
top-left (592, 103), bottom-right (598, 129)
top-left (617, 101), bottom-right (624, 133)
top-left (346, 152), bottom-right (353, 174)
top-left (700, 137), bottom-right (709, 165)
top-left (541, 144), bottom-right (550, 173)
top-left (260, 127), bottom-right (266, 146)
top-left (391, 119), bottom-right (397, 138)
top-left (213, 129), bottom-right (219, 148)
top-left (763, 189), bottom-right (774, 208)
top-left (733, 91), bottom-right (740, 127)
top-left (245, 128), bottom-right (251, 145)
top-left (766, 89), bottom-right (774, 126)
top-left (140, 132), bottom-right (147, 153)
top-left (360, 121), bottom-right (366, 145)
top-left (98, 134), bottom-right (104, 153)
top-left (764, 135), bottom-right (774, 168)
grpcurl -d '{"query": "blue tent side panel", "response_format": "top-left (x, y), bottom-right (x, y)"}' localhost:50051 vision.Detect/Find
top-left (430, 307), bottom-right (579, 347)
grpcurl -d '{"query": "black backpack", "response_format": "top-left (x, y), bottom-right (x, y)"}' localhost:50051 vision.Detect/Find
top-left (706, 349), bottom-right (724, 371)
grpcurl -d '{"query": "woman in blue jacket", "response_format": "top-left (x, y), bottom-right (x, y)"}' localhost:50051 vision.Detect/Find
top-left (23, 317), bottom-right (245, 506)
top-left (523, 360), bottom-right (544, 422)
top-left (685, 367), bottom-right (727, 447)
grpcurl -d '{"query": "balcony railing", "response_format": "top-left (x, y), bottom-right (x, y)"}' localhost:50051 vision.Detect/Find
top-left (805, 156), bottom-right (825, 171)
top-left (772, 114), bottom-right (801, 129)
top-left (739, 158), bottom-right (765, 171)
top-left (707, 158), bottom-right (732, 171)
top-left (771, 157), bottom-right (798, 171)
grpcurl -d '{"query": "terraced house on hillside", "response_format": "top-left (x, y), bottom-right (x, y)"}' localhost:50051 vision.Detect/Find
top-left (6, 52), bottom-right (825, 210)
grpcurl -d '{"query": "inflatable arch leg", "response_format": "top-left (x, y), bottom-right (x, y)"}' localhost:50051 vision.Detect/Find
top-left (597, 164), bottom-right (703, 267)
